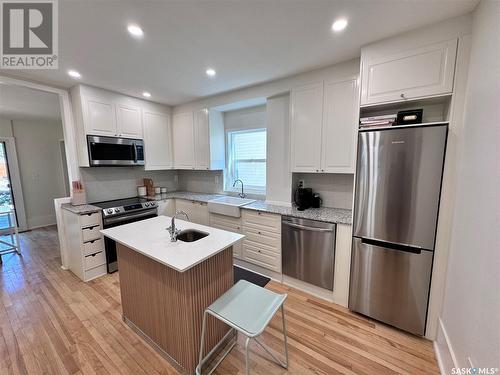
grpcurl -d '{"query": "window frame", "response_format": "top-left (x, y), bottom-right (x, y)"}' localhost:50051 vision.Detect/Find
top-left (224, 127), bottom-right (267, 196)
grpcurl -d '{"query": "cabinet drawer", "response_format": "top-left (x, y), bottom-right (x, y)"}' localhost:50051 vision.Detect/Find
top-left (80, 212), bottom-right (100, 228)
top-left (83, 238), bottom-right (104, 256)
top-left (84, 264), bottom-right (107, 282)
top-left (209, 213), bottom-right (241, 230)
top-left (82, 225), bottom-right (102, 242)
top-left (242, 227), bottom-right (280, 252)
top-left (242, 241), bottom-right (281, 272)
top-left (242, 210), bottom-right (281, 233)
top-left (84, 251), bottom-right (106, 270)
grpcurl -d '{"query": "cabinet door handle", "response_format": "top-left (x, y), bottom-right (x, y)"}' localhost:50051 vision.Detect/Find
top-left (316, 169), bottom-right (319, 172)
top-left (400, 93), bottom-right (406, 99)
top-left (258, 231), bottom-right (261, 234)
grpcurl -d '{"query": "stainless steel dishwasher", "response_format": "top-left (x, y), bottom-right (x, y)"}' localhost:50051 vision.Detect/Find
top-left (282, 216), bottom-right (336, 290)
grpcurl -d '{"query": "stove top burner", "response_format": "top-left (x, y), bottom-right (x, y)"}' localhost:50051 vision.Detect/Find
top-left (92, 197), bottom-right (158, 217)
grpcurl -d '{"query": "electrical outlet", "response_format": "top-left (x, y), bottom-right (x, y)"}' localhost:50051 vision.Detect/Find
top-left (215, 175), bottom-right (219, 185)
top-left (298, 179), bottom-right (305, 188)
top-left (174, 174), bottom-right (179, 184)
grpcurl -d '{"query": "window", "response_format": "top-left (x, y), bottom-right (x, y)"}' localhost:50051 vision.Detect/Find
top-left (226, 128), bottom-right (266, 193)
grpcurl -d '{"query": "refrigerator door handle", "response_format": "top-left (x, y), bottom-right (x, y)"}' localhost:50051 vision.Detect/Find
top-left (360, 238), bottom-right (423, 254)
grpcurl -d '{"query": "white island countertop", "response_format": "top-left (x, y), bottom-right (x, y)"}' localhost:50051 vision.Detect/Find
top-left (100, 216), bottom-right (244, 272)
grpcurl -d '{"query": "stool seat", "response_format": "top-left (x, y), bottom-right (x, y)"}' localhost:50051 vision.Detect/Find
top-left (196, 279), bottom-right (289, 375)
top-left (207, 280), bottom-right (286, 337)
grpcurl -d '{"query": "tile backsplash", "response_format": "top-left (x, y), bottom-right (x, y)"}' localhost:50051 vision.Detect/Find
top-left (80, 167), bottom-right (178, 203)
top-left (292, 173), bottom-right (354, 209)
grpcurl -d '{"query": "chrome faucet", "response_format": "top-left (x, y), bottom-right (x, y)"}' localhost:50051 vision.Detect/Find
top-left (168, 210), bottom-right (190, 242)
top-left (233, 179), bottom-right (246, 198)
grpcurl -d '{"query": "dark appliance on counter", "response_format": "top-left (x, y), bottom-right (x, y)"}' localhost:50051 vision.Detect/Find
top-left (93, 197), bottom-right (158, 273)
top-left (396, 109), bottom-right (423, 125)
top-left (294, 187), bottom-right (312, 211)
top-left (87, 135), bottom-right (145, 166)
top-left (349, 123), bottom-right (448, 336)
top-left (311, 193), bottom-right (322, 208)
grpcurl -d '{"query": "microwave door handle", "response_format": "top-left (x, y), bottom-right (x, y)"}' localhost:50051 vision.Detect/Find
top-left (132, 142), bottom-right (138, 163)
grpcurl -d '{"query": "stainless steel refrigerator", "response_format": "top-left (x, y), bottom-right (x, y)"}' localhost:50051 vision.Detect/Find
top-left (349, 124), bottom-right (448, 335)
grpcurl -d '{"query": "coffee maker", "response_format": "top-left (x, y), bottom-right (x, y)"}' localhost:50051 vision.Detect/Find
top-left (294, 187), bottom-right (313, 211)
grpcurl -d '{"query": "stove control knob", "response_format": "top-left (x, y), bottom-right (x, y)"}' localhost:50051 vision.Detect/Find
top-left (144, 202), bottom-right (149, 207)
top-left (114, 208), bottom-right (120, 213)
top-left (106, 209), bottom-right (113, 215)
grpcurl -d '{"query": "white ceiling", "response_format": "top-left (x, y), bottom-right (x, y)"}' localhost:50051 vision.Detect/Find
top-left (0, 84), bottom-right (61, 121)
top-left (0, 0), bottom-right (477, 106)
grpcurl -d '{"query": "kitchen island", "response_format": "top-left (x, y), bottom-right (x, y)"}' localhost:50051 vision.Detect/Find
top-left (101, 216), bottom-right (244, 374)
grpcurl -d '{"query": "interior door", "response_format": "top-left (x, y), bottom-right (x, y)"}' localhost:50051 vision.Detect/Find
top-left (353, 125), bottom-right (448, 250)
top-left (349, 237), bottom-right (433, 335)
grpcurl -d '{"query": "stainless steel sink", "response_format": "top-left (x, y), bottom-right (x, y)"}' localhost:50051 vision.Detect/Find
top-left (177, 229), bottom-right (209, 243)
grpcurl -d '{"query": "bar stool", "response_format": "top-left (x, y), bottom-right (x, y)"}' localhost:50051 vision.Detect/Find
top-left (0, 208), bottom-right (20, 264)
top-left (196, 280), bottom-right (289, 375)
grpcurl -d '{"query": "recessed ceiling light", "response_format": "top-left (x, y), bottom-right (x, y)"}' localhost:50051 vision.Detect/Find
top-left (331, 18), bottom-right (348, 32)
top-left (142, 91), bottom-right (151, 98)
top-left (127, 24), bottom-right (144, 38)
top-left (206, 68), bottom-right (216, 77)
top-left (68, 70), bottom-right (81, 79)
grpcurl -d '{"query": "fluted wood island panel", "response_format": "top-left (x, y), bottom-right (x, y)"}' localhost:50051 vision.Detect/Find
top-left (117, 243), bottom-right (233, 374)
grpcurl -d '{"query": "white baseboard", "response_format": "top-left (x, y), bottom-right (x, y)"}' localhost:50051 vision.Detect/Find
top-left (282, 274), bottom-right (335, 303)
top-left (434, 318), bottom-right (458, 374)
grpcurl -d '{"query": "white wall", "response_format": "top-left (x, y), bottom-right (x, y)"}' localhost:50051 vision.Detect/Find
top-left (223, 105), bottom-right (266, 131)
top-left (6, 119), bottom-right (67, 228)
top-left (435, 1), bottom-right (500, 372)
top-left (80, 167), bottom-right (178, 203)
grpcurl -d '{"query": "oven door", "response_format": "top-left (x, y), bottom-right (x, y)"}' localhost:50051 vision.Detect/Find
top-left (102, 210), bottom-right (157, 273)
top-left (87, 135), bottom-right (145, 166)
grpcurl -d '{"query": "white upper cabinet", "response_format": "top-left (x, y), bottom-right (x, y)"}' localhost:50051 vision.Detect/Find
top-left (321, 77), bottom-right (359, 173)
top-left (290, 82), bottom-right (324, 172)
top-left (193, 109), bottom-right (210, 170)
top-left (85, 96), bottom-right (117, 136)
top-left (290, 77), bottom-right (359, 173)
top-left (172, 112), bottom-right (195, 169)
top-left (143, 110), bottom-right (173, 170)
top-left (361, 39), bottom-right (458, 105)
top-left (116, 103), bottom-right (143, 138)
top-left (172, 109), bottom-right (224, 170)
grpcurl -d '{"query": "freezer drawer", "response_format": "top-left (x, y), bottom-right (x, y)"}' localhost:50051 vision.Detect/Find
top-left (353, 124), bottom-right (448, 250)
top-left (282, 217), bottom-right (336, 290)
top-left (349, 237), bottom-right (433, 335)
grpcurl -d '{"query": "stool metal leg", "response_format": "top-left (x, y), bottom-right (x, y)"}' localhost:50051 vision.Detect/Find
top-left (281, 304), bottom-right (289, 368)
top-left (196, 310), bottom-right (208, 375)
top-left (244, 336), bottom-right (251, 375)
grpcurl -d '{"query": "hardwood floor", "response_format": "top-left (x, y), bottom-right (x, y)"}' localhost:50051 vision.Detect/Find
top-left (0, 226), bottom-right (440, 374)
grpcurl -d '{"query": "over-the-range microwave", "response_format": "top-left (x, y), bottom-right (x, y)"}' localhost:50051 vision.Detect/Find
top-left (87, 135), bottom-right (145, 166)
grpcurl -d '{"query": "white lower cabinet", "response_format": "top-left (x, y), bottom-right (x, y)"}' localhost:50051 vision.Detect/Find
top-left (209, 213), bottom-right (242, 259)
top-left (157, 199), bottom-right (175, 217)
top-left (174, 199), bottom-right (209, 226)
top-left (63, 210), bottom-right (107, 282)
top-left (241, 210), bottom-right (281, 272)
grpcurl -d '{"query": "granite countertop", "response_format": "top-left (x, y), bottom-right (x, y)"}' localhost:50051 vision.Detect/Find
top-left (150, 191), bottom-right (352, 225)
top-left (101, 216), bottom-right (243, 272)
top-left (61, 203), bottom-right (102, 215)
top-left (243, 200), bottom-right (352, 225)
